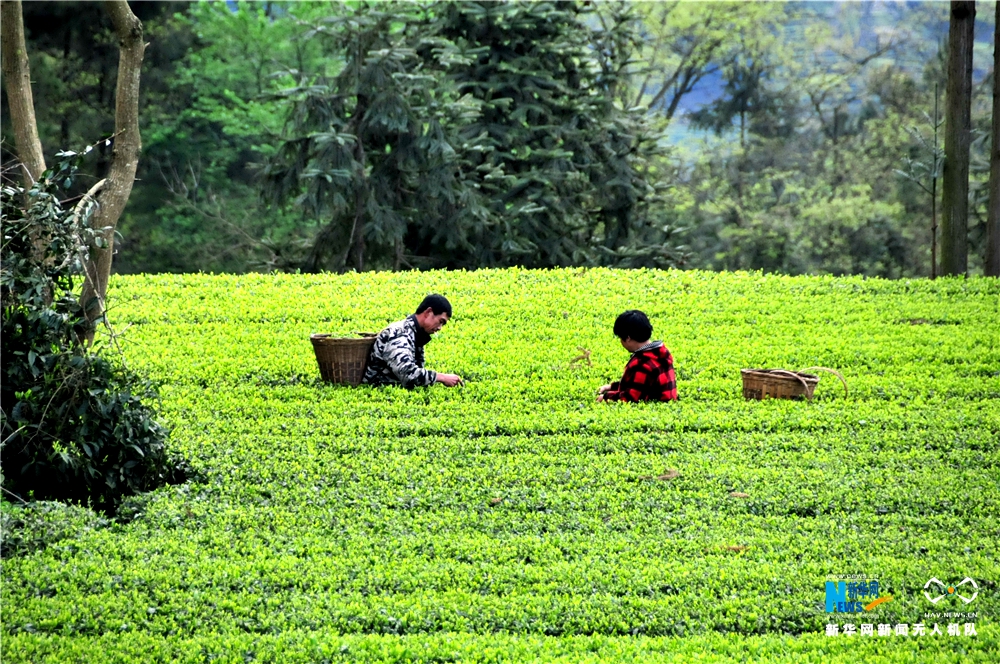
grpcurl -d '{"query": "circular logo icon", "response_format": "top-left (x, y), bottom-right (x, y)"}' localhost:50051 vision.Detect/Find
top-left (924, 577), bottom-right (978, 604)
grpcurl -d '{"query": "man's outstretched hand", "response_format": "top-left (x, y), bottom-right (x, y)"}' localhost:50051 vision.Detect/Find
top-left (436, 373), bottom-right (464, 387)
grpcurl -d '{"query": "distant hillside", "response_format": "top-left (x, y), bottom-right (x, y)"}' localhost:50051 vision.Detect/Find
top-left (666, 0), bottom-right (994, 146)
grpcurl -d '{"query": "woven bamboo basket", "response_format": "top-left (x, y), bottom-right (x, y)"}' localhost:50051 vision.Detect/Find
top-left (741, 367), bottom-right (848, 401)
top-left (310, 333), bottom-right (377, 386)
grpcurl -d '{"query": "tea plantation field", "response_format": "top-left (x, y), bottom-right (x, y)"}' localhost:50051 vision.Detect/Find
top-left (3, 269), bottom-right (999, 663)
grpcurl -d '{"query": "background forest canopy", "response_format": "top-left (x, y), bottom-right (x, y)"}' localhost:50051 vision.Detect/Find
top-left (2, 0), bottom-right (998, 277)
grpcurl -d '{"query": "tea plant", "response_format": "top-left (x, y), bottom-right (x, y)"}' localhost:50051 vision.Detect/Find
top-left (2, 269), bottom-right (997, 662)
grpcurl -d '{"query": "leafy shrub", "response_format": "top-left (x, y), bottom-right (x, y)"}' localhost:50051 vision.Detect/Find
top-left (0, 499), bottom-right (109, 557)
top-left (1, 153), bottom-right (182, 511)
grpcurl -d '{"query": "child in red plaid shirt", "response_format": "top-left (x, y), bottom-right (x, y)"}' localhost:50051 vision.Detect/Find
top-left (597, 310), bottom-right (678, 403)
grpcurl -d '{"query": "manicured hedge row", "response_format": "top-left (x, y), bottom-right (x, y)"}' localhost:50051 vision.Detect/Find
top-left (3, 269), bottom-right (997, 662)
top-left (6, 628), bottom-right (999, 664)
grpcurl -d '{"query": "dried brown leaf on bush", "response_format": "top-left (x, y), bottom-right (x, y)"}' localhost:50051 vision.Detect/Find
top-left (729, 491), bottom-right (749, 498)
top-left (568, 347), bottom-right (592, 368)
top-left (630, 469), bottom-right (678, 482)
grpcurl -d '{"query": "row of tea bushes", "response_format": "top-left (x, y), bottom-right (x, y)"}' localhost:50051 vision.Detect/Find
top-left (9, 629), bottom-right (999, 663)
top-left (3, 269), bottom-right (997, 661)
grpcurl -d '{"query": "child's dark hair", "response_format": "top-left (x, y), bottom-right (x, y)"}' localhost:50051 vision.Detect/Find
top-left (416, 293), bottom-right (452, 317)
top-left (613, 310), bottom-right (652, 342)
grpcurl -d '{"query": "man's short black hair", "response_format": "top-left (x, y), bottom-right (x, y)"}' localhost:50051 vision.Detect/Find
top-left (613, 309), bottom-right (652, 342)
top-left (416, 293), bottom-right (452, 317)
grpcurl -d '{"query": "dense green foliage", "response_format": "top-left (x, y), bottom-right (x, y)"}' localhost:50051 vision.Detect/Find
top-left (261, 1), bottom-right (484, 272)
top-left (262, 1), bottom-right (678, 271)
top-left (0, 154), bottom-right (177, 510)
top-left (430, 2), bottom-right (678, 269)
top-left (2, 269), bottom-right (997, 661)
top-left (133, 1), bottom-right (320, 273)
top-left (0, 500), bottom-right (110, 558)
top-left (6, 1), bottom-right (994, 276)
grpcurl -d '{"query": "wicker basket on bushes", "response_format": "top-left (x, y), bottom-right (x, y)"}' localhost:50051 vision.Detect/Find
top-left (740, 367), bottom-right (848, 401)
top-left (310, 333), bottom-right (377, 386)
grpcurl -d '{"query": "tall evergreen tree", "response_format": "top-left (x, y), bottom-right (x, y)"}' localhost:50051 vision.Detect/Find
top-left (437, 1), bottom-right (680, 269)
top-left (436, 1), bottom-right (599, 267)
top-left (262, 1), bottom-right (484, 272)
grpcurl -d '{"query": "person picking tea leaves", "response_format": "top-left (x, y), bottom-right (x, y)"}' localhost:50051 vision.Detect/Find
top-left (362, 294), bottom-right (464, 389)
top-left (597, 310), bottom-right (678, 403)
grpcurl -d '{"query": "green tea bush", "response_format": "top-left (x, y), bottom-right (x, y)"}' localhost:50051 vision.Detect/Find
top-left (1, 155), bottom-right (181, 512)
top-left (0, 500), bottom-right (109, 557)
top-left (2, 269), bottom-right (997, 661)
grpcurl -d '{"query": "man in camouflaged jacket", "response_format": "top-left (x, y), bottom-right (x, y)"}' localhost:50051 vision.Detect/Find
top-left (361, 294), bottom-right (464, 389)
top-left (596, 309), bottom-right (678, 403)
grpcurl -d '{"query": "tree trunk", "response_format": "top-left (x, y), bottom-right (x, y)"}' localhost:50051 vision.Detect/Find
top-left (0, 0), bottom-right (46, 185)
top-left (941, 1), bottom-right (975, 277)
top-left (986, 1), bottom-right (1000, 276)
top-left (80, 1), bottom-right (145, 328)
